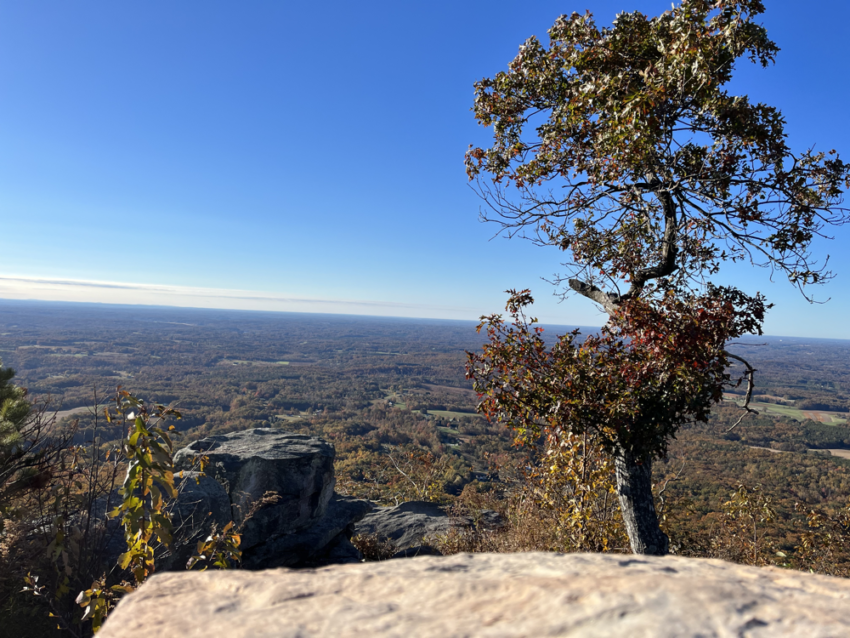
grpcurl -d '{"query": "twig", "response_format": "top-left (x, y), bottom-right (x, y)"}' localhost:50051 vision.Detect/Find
top-left (656, 460), bottom-right (686, 517)
top-left (725, 352), bottom-right (758, 432)
top-left (387, 447), bottom-right (423, 499)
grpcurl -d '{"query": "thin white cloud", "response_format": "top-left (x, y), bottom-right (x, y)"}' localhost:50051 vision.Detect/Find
top-left (0, 275), bottom-right (477, 320)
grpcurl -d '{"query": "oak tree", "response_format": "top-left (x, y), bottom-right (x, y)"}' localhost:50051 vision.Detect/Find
top-left (465, 0), bottom-right (849, 555)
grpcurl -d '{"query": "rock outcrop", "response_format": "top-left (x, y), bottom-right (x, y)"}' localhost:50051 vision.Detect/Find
top-left (354, 501), bottom-right (453, 556)
top-left (99, 552), bottom-right (850, 637)
top-left (165, 429), bottom-right (371, 569)
top-left (354, 500), bottom-right (503, 557)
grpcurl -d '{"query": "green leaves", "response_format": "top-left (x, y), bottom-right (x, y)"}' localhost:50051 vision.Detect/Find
top-left (76, 577), bottom-right (135, 633)
top-left (0, 359), bottom-right (32, 486)
top-left (60, 391), bottom-right (184, 631)
top-left (108, 390), bottom-right (180, 586)
top-left (187, 520), bottom-right (242, 571)
top-left (467, 0), bottom-right (849, 299)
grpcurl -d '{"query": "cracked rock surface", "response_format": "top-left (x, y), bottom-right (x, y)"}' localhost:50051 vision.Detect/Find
top-left (99, 552), bottom-right (850, 637)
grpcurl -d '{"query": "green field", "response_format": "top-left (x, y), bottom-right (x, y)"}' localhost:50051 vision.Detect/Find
top-left (371, 390), bottom-right (408, 410)
top-left (424, 409), bottom-right (481, 420)
top-left (725, 397), bottom-right (848, 424)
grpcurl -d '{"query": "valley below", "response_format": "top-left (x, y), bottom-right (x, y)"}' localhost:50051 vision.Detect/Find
top-left (4, 299), bottom-right (850, 562)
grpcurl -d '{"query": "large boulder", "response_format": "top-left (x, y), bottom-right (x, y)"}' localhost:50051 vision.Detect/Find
top-left (169, 429), bottom-right (369, 569)
top-left (247, 494), bottom-right (373, 568)
top-left (99, 552), bottom-right (850, 637)
top-left (354, 501), bottom-right (502, 557)
top-left (174, 430), bottom-right (336, 546)
top-left (354, 501), bottom-right (453, 556)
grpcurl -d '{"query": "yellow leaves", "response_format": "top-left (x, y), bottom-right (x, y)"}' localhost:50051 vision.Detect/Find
top-left (75, 588), bottom-right (92, 608)
top-left (187, 519), bottom-right (243, 571)
top-left (529, 432), bottom-right (626, 552)
top-left (117, 551), bottom-right (133, 571)
top-left (108, 390), bottom-right (179, 597)
top-left (76, 578), bottom-right (113, 633)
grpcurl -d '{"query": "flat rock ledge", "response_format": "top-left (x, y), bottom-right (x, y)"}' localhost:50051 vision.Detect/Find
top-left (99, 552), bottom-right (850, 638)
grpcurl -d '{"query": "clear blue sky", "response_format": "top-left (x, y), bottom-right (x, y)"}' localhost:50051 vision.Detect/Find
top-left (1, 1), bottom-right (848, 337)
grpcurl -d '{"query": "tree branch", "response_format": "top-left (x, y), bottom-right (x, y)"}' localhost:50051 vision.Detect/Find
top-left (568, 183), bottom-right (679, 312)
top-left (655, 460), bottom-right (686, 518)
top-left (568, 279), bottom-right (621, 314)
top-left (725, 352), bottom-right (757, 432)
top-left (622, 187), bottom-right (679, 300)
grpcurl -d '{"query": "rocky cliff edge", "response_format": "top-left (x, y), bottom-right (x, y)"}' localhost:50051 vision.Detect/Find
top-left (99, 551), bottom-right (850, 637)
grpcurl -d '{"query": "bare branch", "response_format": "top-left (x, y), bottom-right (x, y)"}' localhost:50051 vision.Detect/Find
top-left (725, 352), bottom-right (758, 432)
top-left (568, 279), bottom-right (621, 314)
top-left (656, 460), bottom-right (686, 517)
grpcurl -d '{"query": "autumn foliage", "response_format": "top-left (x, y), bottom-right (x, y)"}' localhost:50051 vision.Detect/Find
top-left (469, 287), bottom-right (766, 461)
top-left (464, 0), bottom-right (849, 554)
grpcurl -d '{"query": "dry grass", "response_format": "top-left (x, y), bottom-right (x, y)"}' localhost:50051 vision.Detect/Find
top-left (351, 533), bottom-right (397, 562)
top-left (431, 480), bottom-right (627, 557)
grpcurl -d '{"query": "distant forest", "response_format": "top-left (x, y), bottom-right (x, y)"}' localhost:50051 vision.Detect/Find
top-left (5, 299), bottom-right (850, 564)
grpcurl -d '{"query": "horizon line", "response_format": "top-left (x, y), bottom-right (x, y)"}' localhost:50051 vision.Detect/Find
top-left (0, 283), bottom-right (845, 342)
top-left (0, 274), bottom-right (487, 321)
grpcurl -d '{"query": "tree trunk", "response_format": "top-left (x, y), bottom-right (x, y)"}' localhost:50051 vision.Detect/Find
top-left (614, 449), bottom-right (668, 556)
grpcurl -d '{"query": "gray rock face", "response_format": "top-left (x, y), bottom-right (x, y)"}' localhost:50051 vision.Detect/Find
top-left (158, 471), bottom-right (232, 571)
top-left (245, 494), bottom-right (372, 569)
top-left (174, 429), bottom-right (335, 556)
top-left (354, 501), bottom-right (502, 557)
top-left (99, 552), bottom-right (850, 638)
top-left (355, 501), bottom-right (452, 551)
top-left (167, 429), bottom-right (368, 569)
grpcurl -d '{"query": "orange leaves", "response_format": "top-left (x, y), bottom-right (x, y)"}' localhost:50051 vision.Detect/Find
top-left (469, 287), bottom-right (765, 462)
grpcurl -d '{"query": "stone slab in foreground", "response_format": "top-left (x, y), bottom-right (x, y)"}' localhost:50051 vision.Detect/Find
top-left (98, 552), bottom-right (850, 638)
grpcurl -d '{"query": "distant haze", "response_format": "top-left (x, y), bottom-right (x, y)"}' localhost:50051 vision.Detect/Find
top-left (1, 1), bottom-right (848, 337)
top-left (0, 275), bottom-right (480, 321)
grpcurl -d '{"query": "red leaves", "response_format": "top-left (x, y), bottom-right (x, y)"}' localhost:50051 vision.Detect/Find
top-left (468, 287), bottom-right (765, 460)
